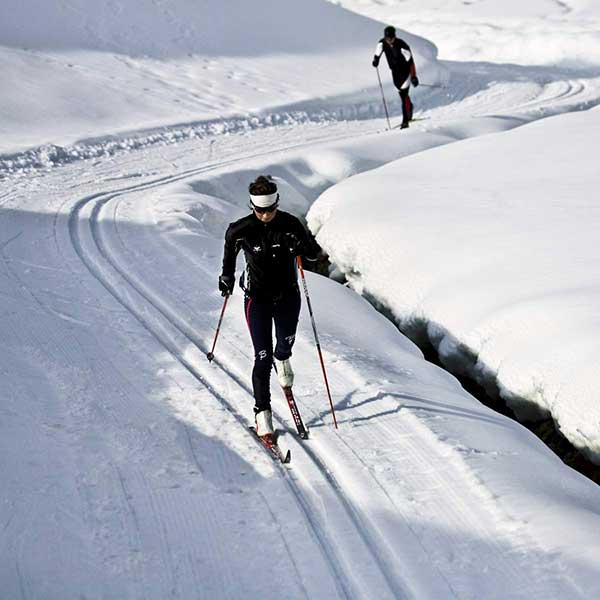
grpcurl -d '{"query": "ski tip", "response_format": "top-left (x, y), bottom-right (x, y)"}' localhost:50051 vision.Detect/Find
top-left (283, 450), bottom-right (291, 464)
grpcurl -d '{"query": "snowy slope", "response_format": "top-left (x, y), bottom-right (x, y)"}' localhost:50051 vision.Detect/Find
top-left (331, 0), bottom-right (600, 65)
top-left (308, 1), bottom-right (600, 464)
top-left (4, 126), bottom-right (600, 598)
top-left (0, 0), bottom-right (438, 157)
top-left (309, 106), bottom-right (600, 461)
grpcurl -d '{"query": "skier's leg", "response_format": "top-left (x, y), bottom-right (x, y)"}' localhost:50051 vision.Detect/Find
top-left (273, 287), bottom-right (301, 360)
top-left (244, 295), bottom-right (274, 413)
top-left (392, 70), bottom-right (412, 126)
top-left (272, 287), bottom-right (301, 387)
top-left (404, 88), bottom-right (414, 121)
top-left (399, 86), bottom-right (412, 126)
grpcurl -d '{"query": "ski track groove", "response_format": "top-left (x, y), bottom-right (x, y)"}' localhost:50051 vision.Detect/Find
top-left (100, 148), bottom-right (574, 600)
top-left (103, 185), bottom-right (419, 599)
top-left (58, 128), bottom-right (439, 597)
top-left (94, 185), bottom-right (414, 599)
top-left (68, 176), bottom-right (368, 600)
top-left (257, 490), bottom-right (312, 600)
top-left (145, 482), bottom-right (178, 600)
top-left (145, 187), bottom-right (582, 598)
top-left (114, 464), bottom-right (145, 599)
top-left (56, 72), bottom-right (599, 596)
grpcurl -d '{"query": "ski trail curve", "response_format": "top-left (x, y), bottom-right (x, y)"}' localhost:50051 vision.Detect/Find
top-left (68, 163), bottom-right (416, 599)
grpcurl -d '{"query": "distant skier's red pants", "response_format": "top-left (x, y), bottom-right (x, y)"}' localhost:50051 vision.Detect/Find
top-left (391, 70), bottom-right (413, 124)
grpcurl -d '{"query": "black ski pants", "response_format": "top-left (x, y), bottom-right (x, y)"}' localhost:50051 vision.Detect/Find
top-left (244, 286), bottom-right (301, 413)
top-left (391, 69), bottom-right (413, 124)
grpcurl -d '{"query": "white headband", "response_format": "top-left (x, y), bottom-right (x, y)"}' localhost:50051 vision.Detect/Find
top-left (250, 191), bottom-right (279, 208)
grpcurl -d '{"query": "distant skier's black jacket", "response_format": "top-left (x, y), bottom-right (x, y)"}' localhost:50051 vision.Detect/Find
top-left (377, 37), bottom-right (416, 80)
top-left (221, 210), bottom-right (318, 299)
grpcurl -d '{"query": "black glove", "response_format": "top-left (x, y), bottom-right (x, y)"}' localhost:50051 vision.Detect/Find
top-left (411, 75), bottom-right (419, 87)
top-left (372, 55), bottom-right (380, 68)
top-left (218, 274), bottom-right (234, 297)
top-left (283, 233), bottom-right (302, 255)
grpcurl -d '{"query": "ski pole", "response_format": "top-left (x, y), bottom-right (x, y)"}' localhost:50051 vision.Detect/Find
top-left (419, 83), bottom-right (444, 88)
top-left (206, 294), bottom-right (229, 362)
top-left (296, 256), bottom-right (338, 429)
top-left (375, 66), bottom-right (391, 131)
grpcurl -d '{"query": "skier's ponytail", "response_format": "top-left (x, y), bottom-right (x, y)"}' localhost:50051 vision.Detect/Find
top-left (249, 175), bottom-right (277, 196)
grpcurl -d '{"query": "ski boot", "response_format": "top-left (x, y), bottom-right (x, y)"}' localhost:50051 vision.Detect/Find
top-left (255, 409), bottom-right (275, 439)
top-left (274, 358), bottom-right (294, 388)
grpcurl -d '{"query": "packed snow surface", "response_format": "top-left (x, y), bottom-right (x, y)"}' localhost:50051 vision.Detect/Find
top-left (0, 0), bottom-right (437, 158)
top-left (310, 0), bottom-right (600, 463)
top-left (2, 0), bottom-right (600, 598)
top-left (331, 0), bottom-right (600, 66)
top-left (309, 106), bottom-right (600, 459)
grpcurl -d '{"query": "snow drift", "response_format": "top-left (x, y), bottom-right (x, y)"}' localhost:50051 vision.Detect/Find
top-left (308, 105), bottom-right (600, 462)
top-left (0, 0), bottom-right (438, 157)
top-left (333, 0), bottom-right (600, 67)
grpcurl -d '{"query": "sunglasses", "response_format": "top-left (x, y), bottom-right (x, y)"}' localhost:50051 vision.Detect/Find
top-left (251, 201), bottom-right (279, 214)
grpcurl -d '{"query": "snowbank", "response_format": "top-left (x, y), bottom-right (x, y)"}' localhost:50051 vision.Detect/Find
top-left (0, 0), bottom-right (438, 157)
top-left (334, 0), bottom-right (600, 66)
top-left (308, 106), bottom-right (600, 462)
top-left (149, 140), bottom-right (600, 598)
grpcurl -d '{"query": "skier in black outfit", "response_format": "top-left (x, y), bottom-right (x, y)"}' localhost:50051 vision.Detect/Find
top-left (372, 25), bottom-right (419, 129)
top-left (219, 175), bottom-right (318, 438)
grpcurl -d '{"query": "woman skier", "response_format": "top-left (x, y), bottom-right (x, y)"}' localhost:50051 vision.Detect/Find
top-left (219, 175), bottom-right (317, 439)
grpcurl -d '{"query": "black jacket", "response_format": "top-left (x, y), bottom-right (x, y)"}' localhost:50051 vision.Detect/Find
top-left (221, 210), bottom-right (318, 299)
top-left (375, 37), bottom-right (416, 79)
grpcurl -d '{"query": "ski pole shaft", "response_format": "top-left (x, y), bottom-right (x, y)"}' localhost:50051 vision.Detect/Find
top-left (419, 83), bottom-right (443, 88)
top-left (296, 256), bottom-right (338, 429)
top-left (207, 294), bottom-right (229, 362)
top-left (375, 66), bottom-right (391, 131)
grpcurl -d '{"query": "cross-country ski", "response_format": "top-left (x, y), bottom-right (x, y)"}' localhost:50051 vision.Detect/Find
top-left (249, 427), bottom-right (291, 464)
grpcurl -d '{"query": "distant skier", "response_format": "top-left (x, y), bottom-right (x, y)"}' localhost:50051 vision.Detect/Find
top-left (372, 25), bottom-right (419, 129)
top-left (219, 175), bottom-right (318, 439)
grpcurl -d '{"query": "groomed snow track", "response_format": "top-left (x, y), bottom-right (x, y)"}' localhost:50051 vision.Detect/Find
top-left (67, 151), bottom-right (418, 600)
top-left (48, 64), bottom-right (600, 597)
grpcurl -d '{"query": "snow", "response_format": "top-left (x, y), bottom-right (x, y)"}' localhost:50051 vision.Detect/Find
top-left (2, 0), bottom-right (600, 598)
top-left (0, 0), bottom-right (438, 158)
top-left (330, 0), bottom-right (600, 66)
top-left (308, 106), bottom-right (600, 462)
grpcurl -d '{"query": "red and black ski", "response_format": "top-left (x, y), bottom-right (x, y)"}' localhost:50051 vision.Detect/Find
top-left (282, 386), bottom-right (309, 440)
top-left (250, 427), bottom-right (291, 464)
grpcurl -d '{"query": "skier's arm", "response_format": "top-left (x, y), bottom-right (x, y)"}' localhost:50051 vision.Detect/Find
top-left (219, 224), bottom-right (241, 295)
top-left (287, 220), bottom-right (319, 262)
top-left (372, 41), bottom-right (383, 67)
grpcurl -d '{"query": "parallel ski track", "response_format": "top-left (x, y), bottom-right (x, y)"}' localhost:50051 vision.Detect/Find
top-left (67, 144), bottom-right (411, 600)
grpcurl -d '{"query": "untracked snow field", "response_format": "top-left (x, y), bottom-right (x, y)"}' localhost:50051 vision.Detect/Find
top-left (2, 1), bottom-right (600, 599)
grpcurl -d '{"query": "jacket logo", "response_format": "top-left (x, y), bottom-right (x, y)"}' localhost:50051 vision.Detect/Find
top-left (253, 245), bottom-right (261, 253)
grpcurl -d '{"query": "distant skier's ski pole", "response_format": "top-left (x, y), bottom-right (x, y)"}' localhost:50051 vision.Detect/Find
top-left (206, 295), bottom-right (229, 362)
top-left (296, 256), bottom-right (338, 429)
top-left (375, 66), bottom-right (391, 131)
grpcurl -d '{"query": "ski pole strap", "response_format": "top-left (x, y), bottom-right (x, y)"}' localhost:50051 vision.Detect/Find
top-left (296, 256), bottom-right (338, 428)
